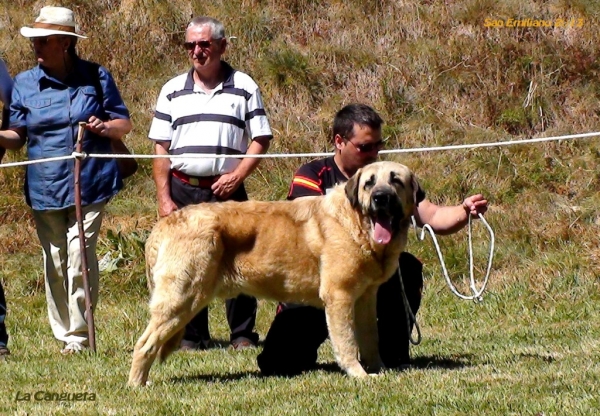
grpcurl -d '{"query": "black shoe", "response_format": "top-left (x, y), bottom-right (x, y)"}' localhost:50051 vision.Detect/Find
top-left (257, 348), bottom-right (318, 376)
top-left (381, 354), bottom-right (413, 371)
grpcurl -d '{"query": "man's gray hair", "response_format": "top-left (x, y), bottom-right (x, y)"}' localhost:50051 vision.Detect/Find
top-left (187, 17), bottom-right (226, 39)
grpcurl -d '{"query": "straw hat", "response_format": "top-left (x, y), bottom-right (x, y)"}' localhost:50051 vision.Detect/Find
top-left (20, 6), bottom-right (87, 39)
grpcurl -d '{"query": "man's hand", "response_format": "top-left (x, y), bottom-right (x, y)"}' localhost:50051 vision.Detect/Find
top-left (212, 172), bottom-right (242, 199)
top-left (462, 194), bottom-right (488, 217)
top-left (158, 196), bottom-right (178, 217)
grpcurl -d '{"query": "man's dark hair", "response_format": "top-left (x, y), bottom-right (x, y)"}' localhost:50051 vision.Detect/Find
top-left (332, 104), bottom-right (383, 141)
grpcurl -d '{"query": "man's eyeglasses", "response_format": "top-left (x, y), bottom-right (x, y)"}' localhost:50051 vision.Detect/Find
top-left (346, 139), bottom-right (385, 153)
top-left (183, 40), bottom-right (216, 50)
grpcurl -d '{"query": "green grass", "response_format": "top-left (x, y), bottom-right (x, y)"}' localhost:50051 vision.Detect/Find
top-left (1, 259), bottom-right (599, 415)
top-left (1, 0), bottom-right (600, 414)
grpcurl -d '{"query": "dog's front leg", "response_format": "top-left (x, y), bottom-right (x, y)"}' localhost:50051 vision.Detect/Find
top-left (355, 286), bottom-right (385, 373)
top-left (323, 292), bottom-right (368, 377)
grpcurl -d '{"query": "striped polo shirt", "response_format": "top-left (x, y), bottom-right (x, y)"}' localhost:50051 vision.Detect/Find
top-left (148, 61), bottom-right (273, 177)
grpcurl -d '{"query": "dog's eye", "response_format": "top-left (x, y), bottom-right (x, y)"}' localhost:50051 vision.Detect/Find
top-left (390, 172), bottom-right (405, 188)
top-left (364, 174), bottom-right (376, 190)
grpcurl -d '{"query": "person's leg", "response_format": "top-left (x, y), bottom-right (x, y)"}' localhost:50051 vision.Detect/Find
top-left (170, 177), bottom-right (214, 349)
top-left (376, 252), bottom-right (423, 368)
top-left (223, 184), bottom-right (259, 348)
top-left (257, 304), bottom-right (329, 376)
top-left (32, 208), bottom-right (71, 347)
top-left (180, 308), bottom-right (211, 350)
top-left (227, 295), bottom-right (259, 348)
top-left (0, 279), bottom-right (9, 355)
top-left (62, 201), bottom-right (106, 350)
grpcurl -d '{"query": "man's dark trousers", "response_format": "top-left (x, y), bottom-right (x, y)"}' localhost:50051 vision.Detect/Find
top-left (170, 175), bottom-right (259, 347)
top-left (0, 280), bottom-right (9, 348)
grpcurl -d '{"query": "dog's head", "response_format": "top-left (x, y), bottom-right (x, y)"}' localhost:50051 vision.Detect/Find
top-left (345, 162), bottom-right (424, 245)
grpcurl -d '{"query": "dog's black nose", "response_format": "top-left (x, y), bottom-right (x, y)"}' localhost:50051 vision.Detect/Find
top-left (372, 192), bottom-right (391, 206)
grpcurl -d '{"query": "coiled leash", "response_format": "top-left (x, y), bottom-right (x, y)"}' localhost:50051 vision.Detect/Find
top-left (416, 213), bottom-right (495, 302)
top-left (399, 214), bottom-right (495, 346)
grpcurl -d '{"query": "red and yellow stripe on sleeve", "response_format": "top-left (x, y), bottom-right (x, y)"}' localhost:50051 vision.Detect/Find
top-left (291, 175), bottom-right (322, 194)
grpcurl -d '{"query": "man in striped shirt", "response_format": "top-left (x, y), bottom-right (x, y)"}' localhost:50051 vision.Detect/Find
top-left (257, 104), bottom-right (488, 375)
top-left (148, 16), bottom-right (273, 351)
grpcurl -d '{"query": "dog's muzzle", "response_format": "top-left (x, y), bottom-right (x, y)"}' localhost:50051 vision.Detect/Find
top-left (369, 190), bottom-right (402, 245)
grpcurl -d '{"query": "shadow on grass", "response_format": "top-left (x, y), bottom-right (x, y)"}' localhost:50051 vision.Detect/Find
top-left (411, 354), bottom-right (474, 370)
top-left (170, 355), bottom-right (473, 384)
top-left (170, 361), bottom-right (343, 384)
top-left (170, 363), bottom-right (341, 384)
top-left (171, 371), bottom-right (263, 384)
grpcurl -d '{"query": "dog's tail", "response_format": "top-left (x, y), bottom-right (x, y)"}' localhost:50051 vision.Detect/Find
top-left (144, 232), bottom-right (161, 294)
top-left (145, 257), bottom-right (155, 293)
top-left (158, 329), bottom-right (185, 363)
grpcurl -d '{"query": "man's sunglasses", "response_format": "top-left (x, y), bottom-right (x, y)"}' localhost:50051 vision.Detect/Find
top-left (346, 139), bottom-right (385, 153)
top-left (183, 40), bottom-right (216, 50)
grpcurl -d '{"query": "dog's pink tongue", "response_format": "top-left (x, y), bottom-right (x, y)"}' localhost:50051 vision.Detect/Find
top-left (374, 218), bottom-right (392, 245)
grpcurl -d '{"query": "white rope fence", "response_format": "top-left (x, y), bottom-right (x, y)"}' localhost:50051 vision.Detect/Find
top-left (1, 129), bottom-right (598, 305)
top-left (0, 130), bottom-right (599, 168)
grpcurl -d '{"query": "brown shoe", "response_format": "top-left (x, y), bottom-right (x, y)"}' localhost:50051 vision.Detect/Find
top-left (179, 339), bottom-right (208, 351)
top-left (231, 337), bottom-right (257, 350)
top-left (0, 346), bottom-right (10, 359)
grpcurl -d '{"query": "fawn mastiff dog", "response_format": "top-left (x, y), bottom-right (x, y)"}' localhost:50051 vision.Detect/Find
top-left (129, 161), bottom-right (424, 386)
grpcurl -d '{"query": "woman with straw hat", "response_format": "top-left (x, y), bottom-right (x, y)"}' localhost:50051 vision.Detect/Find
top-left (0, 6), bottom-right (132, 354)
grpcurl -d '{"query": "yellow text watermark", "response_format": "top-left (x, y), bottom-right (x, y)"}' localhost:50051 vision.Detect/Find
top-left (484, 18), bottom-right (585, 28)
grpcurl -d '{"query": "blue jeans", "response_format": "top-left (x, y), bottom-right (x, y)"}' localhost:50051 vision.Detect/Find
top-left (0, 279), bottom-right (8, 347)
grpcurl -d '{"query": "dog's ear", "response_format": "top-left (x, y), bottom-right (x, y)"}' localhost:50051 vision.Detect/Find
top-left (412, 173), bottom-right (425, 206)
top-left (345, 169), bottom-right (361, 208)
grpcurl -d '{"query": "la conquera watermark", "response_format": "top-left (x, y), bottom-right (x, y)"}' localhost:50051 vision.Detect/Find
top-left (15, 391), bottom-right (96, 402)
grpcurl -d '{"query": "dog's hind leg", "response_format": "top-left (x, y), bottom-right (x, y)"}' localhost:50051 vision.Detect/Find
top-left (128, 303), bottom-right (188, 386)
top-left (158, 329), bottom-right (185, 362)
top-left (129, 263), bottom-right (221, 386)
top-left (129, 295), bottom-right (215, 386)
top-left (322, 291), bottom-right (368, 378)
top-left (355, 286), bottom-right (384, 373)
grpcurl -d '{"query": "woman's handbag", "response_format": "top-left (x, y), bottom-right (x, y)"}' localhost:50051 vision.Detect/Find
top-left (111, 139), bottom-right (138, 179)
top-left (86, 61), bottom-right (137, 180)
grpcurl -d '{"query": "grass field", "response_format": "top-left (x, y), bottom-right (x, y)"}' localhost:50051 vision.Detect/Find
top-left (1, 0), bottom-right (600, 414)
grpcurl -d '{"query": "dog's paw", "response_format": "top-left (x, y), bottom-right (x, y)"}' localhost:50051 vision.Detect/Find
top-left (346, 365), bottom-right (370, 378)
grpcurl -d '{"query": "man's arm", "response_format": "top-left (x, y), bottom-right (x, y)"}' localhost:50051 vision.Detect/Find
top-left (413, 194), bottom-right (488, 235)
top-left (287, 159), bottom-right (330, 200)
top-left (211, 135), bottom-right (271, 199)
top-left (152, 140), bottom-right (178, 217)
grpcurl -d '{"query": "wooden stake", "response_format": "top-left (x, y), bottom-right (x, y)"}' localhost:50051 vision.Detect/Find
top-left (74, 122), bottom-right (96, 352)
